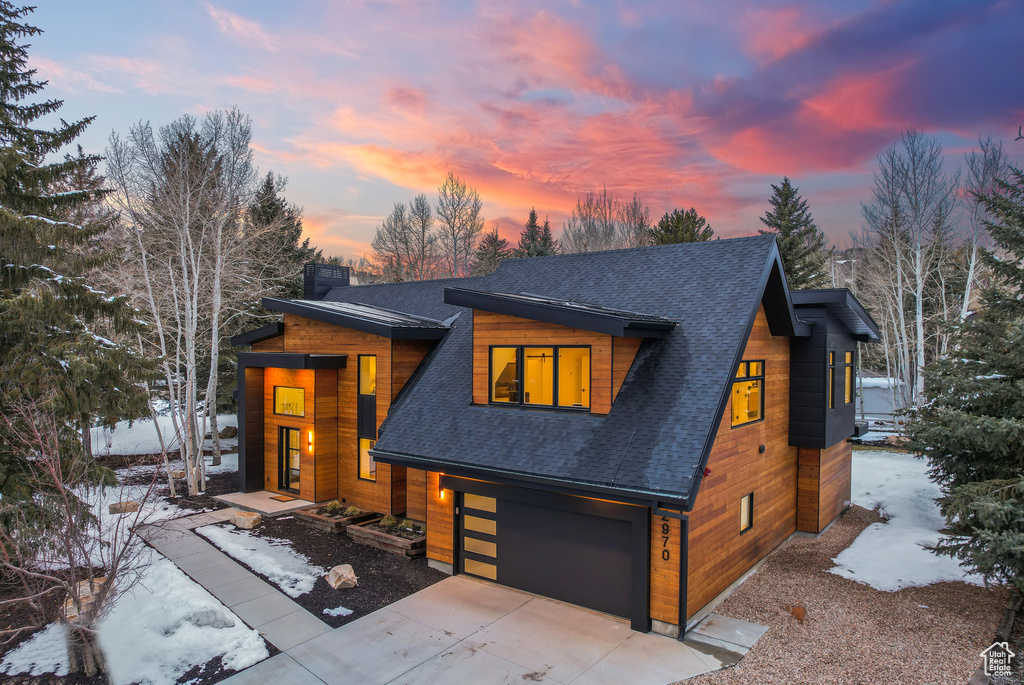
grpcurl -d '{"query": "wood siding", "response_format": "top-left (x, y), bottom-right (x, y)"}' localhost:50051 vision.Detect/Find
top-left (472, 310), bottom-right (614, 414)
top-left (686, 304), bottom-right (797, 619)
top-left (426, 471), bottom-right (454, 564)
top-left (314, 369), bottom-right (339, 502)
top-left (612, 337), bottom-right (642, 402)
top-left (242, 366), bottom-right (265, 491)
top-left (263, 367), bottom-right (315, 497)
top-left (797, 447), bottom-right (821, 533)
top-left (252, 336), bottom-right (284, 352)
top-left (818, 440), bottom-right (852, 531)
top-left (406, 468), bottom-right (427, 521)
top-left (650, 513), bottom-right (683, 625)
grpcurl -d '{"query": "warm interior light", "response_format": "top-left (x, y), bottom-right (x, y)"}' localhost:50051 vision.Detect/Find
top-left (308, 431), bottom-right (314, 453)
top-left (438, 474), bottom-right (445, 499)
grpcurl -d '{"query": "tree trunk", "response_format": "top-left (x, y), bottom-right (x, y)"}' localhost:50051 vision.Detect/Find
top-left (209, 410), bottom-right (222, 467)
top-left (80, 412), bottom-right (92, 460)
top-left (66, 626), bottom-right (109, 680)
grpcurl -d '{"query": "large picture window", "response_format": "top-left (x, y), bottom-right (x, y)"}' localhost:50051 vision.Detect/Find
top-left (489, 345), bottom-right (590, 410)
top-left (273, 387), bottom-right (305, 417)
top-left (731, 360), bottom-right (764, 427)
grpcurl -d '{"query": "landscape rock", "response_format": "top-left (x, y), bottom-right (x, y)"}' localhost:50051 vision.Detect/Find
top-left (169, 469), bottom-right (187, 480)
top-left (325, 564), bottom-right (358, 589)
top-left (62, 577), bottom-right (107, 623)
top-left (219, 425), bottom-right (238, 439)
top-left (108, 501), bottom-right (140, 515)
top-left (232, 511), bottom-right (261, 529)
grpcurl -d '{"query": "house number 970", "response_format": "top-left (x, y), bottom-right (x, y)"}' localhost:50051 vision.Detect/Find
top-left (661, 518), bottom-right (671, 561)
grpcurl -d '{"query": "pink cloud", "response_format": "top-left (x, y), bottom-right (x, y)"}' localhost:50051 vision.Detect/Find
top-left (203, 3), bottom-right (280, 52)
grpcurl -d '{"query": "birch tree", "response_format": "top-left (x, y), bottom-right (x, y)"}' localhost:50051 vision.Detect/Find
top-left (960, 138), bottom-right (1010, 320)
top-left (106, 110), bottom-right (275, 495)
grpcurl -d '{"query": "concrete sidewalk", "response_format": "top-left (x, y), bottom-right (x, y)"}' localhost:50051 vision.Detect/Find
top-left (138, 512), bottom-right (331, 652)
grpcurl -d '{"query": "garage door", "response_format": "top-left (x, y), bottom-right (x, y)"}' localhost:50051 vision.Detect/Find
top-left (454, 482), bottom-right (647, 627)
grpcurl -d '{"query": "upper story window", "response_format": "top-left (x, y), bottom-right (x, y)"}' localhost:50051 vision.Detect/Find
top-left (489, 345), bottom-right (590, 410)
top-left (359, 355), bottom-right (377, 396)
top-left (844, 351), bottom-right (854, 404)
top-left (731, 360), bottom-right (764, 427)
top-left (273, 387), bottom-right (305, 417)
top-left (828, 352), bottom-right (836, 410)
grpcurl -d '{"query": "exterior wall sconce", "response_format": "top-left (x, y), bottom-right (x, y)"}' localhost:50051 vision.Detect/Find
top-left (438, 474), bottom-right (445, 499)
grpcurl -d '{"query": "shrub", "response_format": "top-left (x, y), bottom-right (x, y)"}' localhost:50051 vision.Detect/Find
top-left (379, 514), bottom-right (400, 528)
top-left (322, 500), bottom-right (343, 514)
top-left (342, 505), bottom-right (362, 517)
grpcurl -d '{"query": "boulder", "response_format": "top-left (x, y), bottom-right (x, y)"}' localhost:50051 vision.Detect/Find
top-left (108, 501), bottom-right (140, 515)
top-left (325, 564), bottom-right (358, 590)
top-left (232, 511), bottom-right (261, 529)
top-left (62, 577), bottom-right (107, 623)
top-left (169, 469), bottom-right (187, 480)
top-left (219, 425), bottom-right (238, 439)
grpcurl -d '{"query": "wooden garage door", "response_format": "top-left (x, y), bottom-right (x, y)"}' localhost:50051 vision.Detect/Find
top-left (459, 490), bottom-right (634, 620)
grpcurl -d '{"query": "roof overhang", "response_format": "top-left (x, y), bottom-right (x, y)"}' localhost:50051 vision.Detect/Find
top-left (230, 322), bottom-right (284, 347)
top-left (237, 352), bottom-right (348, 369)
top-left (443, 287), bottom-right (676, 338)
top-left (262, 297), bottom-right (449, 340)
top-left (791, 289), bottom-right (881, 341)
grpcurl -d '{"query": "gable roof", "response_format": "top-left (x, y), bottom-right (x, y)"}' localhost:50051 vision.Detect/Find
top-left (791, 289), bottom-right (880, 341)
top-left (443, 287), bottom-right (677, 337)
top-left (315, 235), bottom-right (796, 510)
top-left (261, 297), bottom-right (450, 340)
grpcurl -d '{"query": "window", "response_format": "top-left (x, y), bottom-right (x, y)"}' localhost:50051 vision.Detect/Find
top-left (740, 492), bottom-right (753, 533)
top-left (488, 346), bottom-right (590, 410)
top-left (274, 387), bottom-right (305, 417)
top-left (358, 437), bottom-right (376, 481)
top-left (844, 351), bottom-right (854, 404)
top-left (828, 352), bottom-right (836, 410)
top-left (359, 355), bottom-right (376, 396)
top-left (731, 360), bottom-right (764, 427)
top-left (279, 427), bottom-right (301, 492)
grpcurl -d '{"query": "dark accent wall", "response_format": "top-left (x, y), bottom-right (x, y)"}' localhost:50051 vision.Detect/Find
top-left (303, 263), bottom-right (350, 300)
top-left (238, 366), bottom-right (265, 492)
top-left (789, 307), bottom-right (859, 448)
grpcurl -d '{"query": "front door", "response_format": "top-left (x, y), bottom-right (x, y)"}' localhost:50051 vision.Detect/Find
top-left (279, 427), bottom-right (301, 493)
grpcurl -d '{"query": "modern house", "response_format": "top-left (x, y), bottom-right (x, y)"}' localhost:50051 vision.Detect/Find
top-left (231, 236), bottom-right (879, 638)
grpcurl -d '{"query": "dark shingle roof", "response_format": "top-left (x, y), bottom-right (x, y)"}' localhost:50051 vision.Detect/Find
top-left (323, 235), bottom-right (787, 508)
top-left (262, 297), bottom-right (449, 339)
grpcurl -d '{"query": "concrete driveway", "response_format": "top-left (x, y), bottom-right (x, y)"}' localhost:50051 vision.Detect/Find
top-left (222, 576), bottom-right (743, 685)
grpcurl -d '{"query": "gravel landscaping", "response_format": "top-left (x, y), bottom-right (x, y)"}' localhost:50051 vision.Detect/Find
top-left (680, 505), bottom-right (1009, 685)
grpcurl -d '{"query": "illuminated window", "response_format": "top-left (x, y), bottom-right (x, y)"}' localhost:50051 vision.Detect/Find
top-left (490, 347), bottom-right (519, 403)
top-left (359, 356), bottom-right (376, 396)
top-left (731, 360), bottom-right (764, 427)
top-left (489, 345), bottom-right (590, 410)
top-left (273, 387), bottom-right (304, 417)
top-left (740, 492), bottom-right (753, 533)
top-left (844, 351), bottom-right (854, 404)
top-left (358, 437), bottom-right (376, 481)
top-left (828, 352), bottom-right (836, 410)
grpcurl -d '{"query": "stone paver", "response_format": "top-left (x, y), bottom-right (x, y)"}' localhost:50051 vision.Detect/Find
top-left (215, 653), bottom-right (323, 685)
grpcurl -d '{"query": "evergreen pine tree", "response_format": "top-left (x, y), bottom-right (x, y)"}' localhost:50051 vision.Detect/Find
top-left (905, 167), bottom-right (1024, 593)
top-left (473, 227), bottom-right (513, 275)
top-left (650, 208), bottom-right (714, 244)
top-left (515, 208), bottom-right (557, 257)
top-left (250, 172), bottom-right (320, 299)
top-left (0, 3), bottom-right (146, 500)
top-left (758, 178), bottom-right (830, 289)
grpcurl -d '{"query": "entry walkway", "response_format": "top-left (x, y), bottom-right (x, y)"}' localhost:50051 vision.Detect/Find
top-left (220, 576), bottom-right (765, 685)
top-left (137, 512), bottom-right (331, 652)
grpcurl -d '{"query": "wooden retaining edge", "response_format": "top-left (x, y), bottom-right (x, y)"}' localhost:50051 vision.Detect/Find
top-left (968, 594), bottom-right (1022, 685)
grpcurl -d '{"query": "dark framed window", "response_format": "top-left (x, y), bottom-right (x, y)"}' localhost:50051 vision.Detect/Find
top-left (740, 492), bottom-right (754, 533)
top-left (358, 437), bottom-right (376, 482)
top-left (828, 352), bottom-right (836, 410)
top-left (273, 386), bottom-right (305, 417)
top-left (279, 426), bottom-right (301, 493)
top-left (731, 360), bottom-right (764, 427)
top-left (844, 351), bottom-right (854, 404)
top-left (488, 345), bottom-right (591, 410)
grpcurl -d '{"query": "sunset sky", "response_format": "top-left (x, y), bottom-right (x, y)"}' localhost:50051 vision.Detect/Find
top-left (30, 1), bottom-right (1024, 260)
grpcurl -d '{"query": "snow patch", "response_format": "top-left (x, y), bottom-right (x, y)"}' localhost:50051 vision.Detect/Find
top-left (1, 553), bottom-right (268, 684)
top-left (197, 525), bottom-right (323, 598)
top-left (830, 449), bottom-right (985, 591)
top-left (323, 606), bottom-right (353, 617)
top-left (92, 414), bottom-right (237, 457)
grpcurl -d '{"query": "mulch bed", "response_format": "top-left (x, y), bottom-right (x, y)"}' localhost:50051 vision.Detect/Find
top-left (682, 505), bottom-right (1010, 685)
top-left (200, 515), bottom-right (446, 629)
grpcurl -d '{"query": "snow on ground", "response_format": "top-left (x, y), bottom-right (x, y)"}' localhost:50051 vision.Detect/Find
top-left (0, 552), bottom-right (268, 685)
top-left (830, 449), bottom-right (985, 591)
top-left (323, 606), bottom-right (353, 617)
top-left (197, 525), bottom-right (323, 598)
top-left (92, 414), bottom-right (237, 457)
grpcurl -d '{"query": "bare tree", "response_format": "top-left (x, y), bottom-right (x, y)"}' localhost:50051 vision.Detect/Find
top-left (372, 202), bottom-right (416, 282)
top-left (561, 187), bottom-right (619, 253)
top-left (0, 396), bottom-right (157, 677)
top-left (435, 173), bottom-right (484, 277)
top-left (106, 109), bottom-right (277, 495)
top-left (960, 137), bottom-right (1010, 320)
top-left (616, 192), bottom-right (652, 248)
top-left (409, 194), bottom-right (439, 280)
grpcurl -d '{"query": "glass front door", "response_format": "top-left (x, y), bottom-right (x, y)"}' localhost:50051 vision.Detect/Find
top-left (279, 427), bottom-right (301, 493)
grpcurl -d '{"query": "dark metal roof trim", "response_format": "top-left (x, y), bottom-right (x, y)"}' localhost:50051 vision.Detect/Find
top-left (791, 289), bottom-right (881, 341)
top-left (261, 297), bottom-right (449, 340)
top-left (372, 446), bottom-right (691, 509)
top-left (237, 352), bottom-right (348, 369)
top-left (443, 286), bottom-right (676, 338)
top-left (230, 322), bottom-right (284, 347)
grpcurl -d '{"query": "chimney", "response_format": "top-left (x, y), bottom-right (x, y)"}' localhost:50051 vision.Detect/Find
top-left (303, 263), bottom-right (350, 300)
